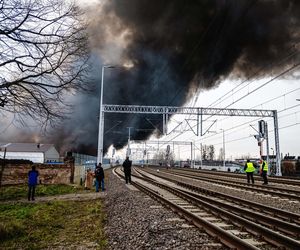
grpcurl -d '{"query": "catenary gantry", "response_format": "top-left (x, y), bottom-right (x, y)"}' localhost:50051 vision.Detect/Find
top-left (100, 104), bottom-right (281, 176)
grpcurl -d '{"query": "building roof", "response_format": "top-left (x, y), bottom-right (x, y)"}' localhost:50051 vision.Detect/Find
top-left (0, 142), bottom-right (55, 153)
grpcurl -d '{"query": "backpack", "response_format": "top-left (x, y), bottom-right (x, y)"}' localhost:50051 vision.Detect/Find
top-left (95, 168), bottom-right (101, 178)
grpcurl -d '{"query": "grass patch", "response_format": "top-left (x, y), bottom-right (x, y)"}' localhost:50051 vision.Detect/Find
top-left (0, 184), bottom-right (85, 201)
top-left (0, 200), bottom-right (106, 249)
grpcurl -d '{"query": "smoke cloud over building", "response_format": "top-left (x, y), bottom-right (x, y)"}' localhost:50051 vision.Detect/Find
top-left (2, 0), bottom-right (300, 156)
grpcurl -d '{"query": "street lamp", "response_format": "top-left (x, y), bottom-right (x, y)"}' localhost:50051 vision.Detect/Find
top-left (220, 129), bottom-right (225, 170)
top-left (97, 65), bottom-right (115, 165)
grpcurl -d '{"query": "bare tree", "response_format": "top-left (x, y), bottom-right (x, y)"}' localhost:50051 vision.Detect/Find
top-left (218, 147), bottom-right (224, 161)
top-left (201, 145), bottom-right (208, 161)
top-left (0, 0), bottom-right (89, 125)
top-left (208, 145), bottom-right (215, 161)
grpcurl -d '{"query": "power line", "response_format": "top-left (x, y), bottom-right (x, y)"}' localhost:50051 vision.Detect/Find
top-left (195, 86), bottom-right (300, 134)
top-left (197, 104), bottom-right (300, 144)
top-left (207, 48), bottom-right (300, 108)
top-left (161, 63), bottom-right (300, 146)
top-left (199, 61), bottom-right (300, 127)
top-left (223, 63), bottom-right (300, 109)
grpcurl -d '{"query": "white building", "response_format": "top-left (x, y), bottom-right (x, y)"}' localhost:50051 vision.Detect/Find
top-left (0, 142), bottom-right (60, 163)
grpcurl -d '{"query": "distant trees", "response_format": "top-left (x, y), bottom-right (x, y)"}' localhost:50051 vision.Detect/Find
top-left (218, 148), bottom-right (224, 161)
top-left (208, 145), bottom-right (215, 161)
top-left (0, 0), bottom-right (89, 124)
top-left (202, 145), bottom-right (208, 160)
top-left (201, 144), bottom-right (215, 161)
top-left (155, 150), bottom-right (175, 166)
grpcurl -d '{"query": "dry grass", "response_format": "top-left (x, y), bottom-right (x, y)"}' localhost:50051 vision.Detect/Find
top-left (0, 198), bottom-right (107, 249)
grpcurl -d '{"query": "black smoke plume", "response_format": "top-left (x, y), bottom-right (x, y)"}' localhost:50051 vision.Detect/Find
top-left (82, 0), bottom-right (299, 155)
top-left (5, 0), bottom-right (300, 156)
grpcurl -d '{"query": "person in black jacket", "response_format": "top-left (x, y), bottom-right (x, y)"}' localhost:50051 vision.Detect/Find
top-left (95, 163), bottom-right (105, 192)
top-left (122, 157), bottom-right (132, 184)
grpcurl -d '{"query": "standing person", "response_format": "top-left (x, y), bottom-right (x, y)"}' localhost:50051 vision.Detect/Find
top-left (28, 165), bottom-right (39, 201)
top-left (260, 160), bottom-right (268, 185)
top-left (84, 168), bottom-right (93, 190)
top-left (95, 163), bottom-right (105, 192)
top-left (244, 159), bottom-right (256, 184)
top-left (122, 156), bottom-right (132, 184)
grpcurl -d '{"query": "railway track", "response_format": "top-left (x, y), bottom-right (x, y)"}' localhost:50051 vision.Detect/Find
top-left (140, 168), bottom-right (300, 224)
top-left (114, 166), bottom-right (300, 249)
top-left (173, 168), bottom-right (300, 187)
top-left (154, 168), bottom-right (300, 201)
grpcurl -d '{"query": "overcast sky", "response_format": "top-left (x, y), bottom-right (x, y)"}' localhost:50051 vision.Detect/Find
top-left (108, 73), bottom-right (300, 161)
top-left (1, 0), bottom-right (300, 162)
top-left (151, 75), bottom-right (300, 160)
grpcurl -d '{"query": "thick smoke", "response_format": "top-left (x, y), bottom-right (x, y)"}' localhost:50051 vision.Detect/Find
top-left (88, 0), bottom-right (300, 155)
top-left (3, 0), bottom-right (299, 156)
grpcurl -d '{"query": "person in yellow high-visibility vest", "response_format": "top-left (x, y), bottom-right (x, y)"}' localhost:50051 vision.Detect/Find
top-left (260, 160), bottom-right (268, 185)
top-left (244, 159), bottom-right (256, 184)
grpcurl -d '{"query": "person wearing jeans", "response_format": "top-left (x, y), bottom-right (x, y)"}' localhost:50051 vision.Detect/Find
top-left (95, 163), bottom-right (105, 192)
top-left (28, 165), bottom-right (39, 201)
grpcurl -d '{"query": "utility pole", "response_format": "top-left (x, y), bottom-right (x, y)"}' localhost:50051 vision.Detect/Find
top-left (97, 65), bottom-right (115, 164)
top-left (190, 142), bottom-right (193, 168)
top-left (200, 143), bottom-right (203, 169)
top-left (220, 129), bottom-right (225, 170)
top-left (126, 127), bottom-right (133, 157)
top-left (265, 122), bottom-right (270, 175)
top-left (0, 147), bottom-right (7, 187)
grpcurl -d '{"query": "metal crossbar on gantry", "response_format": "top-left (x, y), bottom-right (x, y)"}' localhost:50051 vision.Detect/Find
top-left (103, 104), bottom-right (274, 117)
top-left (101, 104), bottom-right (281, 176)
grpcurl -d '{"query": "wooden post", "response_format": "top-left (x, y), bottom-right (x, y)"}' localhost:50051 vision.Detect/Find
top-left (0, 147), bottom-right (7, 187)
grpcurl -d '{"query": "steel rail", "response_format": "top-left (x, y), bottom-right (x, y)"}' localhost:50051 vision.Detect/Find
top-left (180, 185), bottom-right (300, 238)
top-left (135, 168), bottom-right (300, 249)
top-left (144, 168), bottom-right (300, 224)
top-left (114, 167), bottom-right (260, 250)
top-left (168, 168), bottom-right (300, 195)
top-left (162, 169), bottom-right (300, 201)
top-left (173, 168), bottom-right (300, 186)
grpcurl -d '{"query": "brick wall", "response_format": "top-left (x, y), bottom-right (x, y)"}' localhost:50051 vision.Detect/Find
top-left (1, 163), bottom-right (72, 185)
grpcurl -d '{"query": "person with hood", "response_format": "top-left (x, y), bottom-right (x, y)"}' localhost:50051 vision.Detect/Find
top-left (84, 168), bottom-right (93, 190)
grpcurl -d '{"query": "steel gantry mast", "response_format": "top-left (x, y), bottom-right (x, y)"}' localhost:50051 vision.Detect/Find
top-left (101, 104), bottom-right (281, 176)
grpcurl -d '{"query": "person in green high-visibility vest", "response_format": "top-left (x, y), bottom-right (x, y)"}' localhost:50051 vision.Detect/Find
top-left (260, 159), bottom-right (268, 185)
top-left (244, 159), bottom-right (256, 184)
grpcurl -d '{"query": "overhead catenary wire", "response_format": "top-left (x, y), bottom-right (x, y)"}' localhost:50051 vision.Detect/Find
top-left (160, 61), bottom-right (300, 147)
top-left (206, 45), bottom-right (300, 108)
top-left (178, 119), bottom-right (300, 155)
top-left (160, 102), bottom-right (300, 160)
top-left (190, 86), bottom-right (300, 140)
top-left (193, 103), bottom-right (300, 144)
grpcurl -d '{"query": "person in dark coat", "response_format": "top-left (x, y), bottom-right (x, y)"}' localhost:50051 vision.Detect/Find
top-left (28, 165), bottom-right (39, 201)
top-left (122, 156), bottom-right (132, 184)
top-left (95, 163), bottom-right (105, 192)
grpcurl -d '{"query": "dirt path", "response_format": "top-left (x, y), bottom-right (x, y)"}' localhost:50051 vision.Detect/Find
top-left (0, 191), bottom-right (107, 204)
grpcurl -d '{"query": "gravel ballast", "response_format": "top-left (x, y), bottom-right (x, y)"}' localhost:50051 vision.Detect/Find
top-left (104, 169), bottom-right (227, 250)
